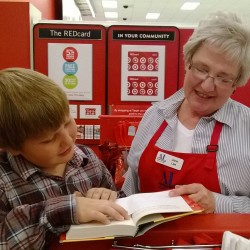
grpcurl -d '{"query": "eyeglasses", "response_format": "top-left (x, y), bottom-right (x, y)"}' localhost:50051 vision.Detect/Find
top-left (188, 63), bottom-right (237, 89)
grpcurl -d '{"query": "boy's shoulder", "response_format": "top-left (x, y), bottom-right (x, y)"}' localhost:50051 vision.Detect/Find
top-left (0, 151), bottom-right (11, 177)
top-left (0, 151), bottom-right (8, 165)
top-left (76, 144), bottom-right (94, 157)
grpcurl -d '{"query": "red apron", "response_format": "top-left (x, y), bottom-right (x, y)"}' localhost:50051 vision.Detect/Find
top-left (138, 120), bottom-right (222, 193)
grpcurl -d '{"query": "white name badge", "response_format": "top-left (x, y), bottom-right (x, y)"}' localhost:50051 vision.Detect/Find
top-left (155, 151), bottom-right (184, 170)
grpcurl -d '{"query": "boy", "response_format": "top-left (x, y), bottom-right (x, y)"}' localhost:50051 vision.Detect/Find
top-left (0, 68), bottom-right (128, 249)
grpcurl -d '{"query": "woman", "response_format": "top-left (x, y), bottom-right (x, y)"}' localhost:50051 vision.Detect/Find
top-left (122, 11), bottom-right (250, 214)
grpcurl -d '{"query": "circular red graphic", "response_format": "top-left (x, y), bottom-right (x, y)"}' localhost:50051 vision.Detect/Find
top-left (63, 47), bottom-right (78, 62)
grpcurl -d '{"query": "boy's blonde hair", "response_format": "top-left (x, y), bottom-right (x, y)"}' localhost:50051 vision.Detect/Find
top-left (0, 68), bottom-right (69, 150)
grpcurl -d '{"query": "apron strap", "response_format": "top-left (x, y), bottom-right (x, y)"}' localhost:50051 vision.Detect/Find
top-left (150, 120), bottom-right (168, 145)
top-left (205, 121), bottom-right (223, 169)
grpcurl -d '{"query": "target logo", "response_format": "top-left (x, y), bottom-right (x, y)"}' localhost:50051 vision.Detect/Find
top-left (128, 51), bottom-right (159, 71)
top-left (140, 57), bottom-right (146, 63)
top-left (132, 57), bottom-right (138, 63)
top-left (140, 82), bottom-right (146, 88)
top-left (140, 64), bottom-right (146, 70)
top-left (132, 64), bottom-right (138, 70)
top-left (132, 89), bottom-right (138, 95)
top-left (147, 89), bottom-right (153, 95)
top-left (127, 76), bottom-right (158, 96)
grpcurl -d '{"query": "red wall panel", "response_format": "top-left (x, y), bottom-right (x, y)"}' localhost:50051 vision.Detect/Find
top-left (0, 2), bottom-right (31, 69)
top-left (0, 0), bottom-right (61, 70)
top-left (178, 29), bottom-right (194, 88)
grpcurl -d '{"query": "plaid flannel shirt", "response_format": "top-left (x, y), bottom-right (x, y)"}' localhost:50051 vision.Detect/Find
top-left (0, 144), bottom-right (116, 250)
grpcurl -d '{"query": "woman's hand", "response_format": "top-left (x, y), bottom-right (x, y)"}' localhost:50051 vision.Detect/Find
top-left (169, 183), bottom-right (215, 213)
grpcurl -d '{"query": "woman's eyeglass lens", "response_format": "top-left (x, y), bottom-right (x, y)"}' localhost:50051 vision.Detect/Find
top-left (188, 64), bottom-right (236, 88)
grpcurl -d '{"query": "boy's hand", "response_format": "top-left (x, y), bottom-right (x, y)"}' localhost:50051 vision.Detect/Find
top-left (76, 196), bottom-right (129, 224)
top-left (86, 188), bottom-right (117, 201)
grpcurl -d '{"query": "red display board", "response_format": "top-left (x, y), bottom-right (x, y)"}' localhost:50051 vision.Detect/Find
top-left (33, 24), bottom-right (107, 149)
top-left (107, 25), bottom-right (180, 110)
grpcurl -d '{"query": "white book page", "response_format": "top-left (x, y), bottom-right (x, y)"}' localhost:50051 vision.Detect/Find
top-left (116, 190), bottom-right (192, 223)
top-left (66, 217), bottom-right (136, 239)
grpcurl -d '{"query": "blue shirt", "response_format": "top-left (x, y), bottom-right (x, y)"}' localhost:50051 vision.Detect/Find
top-left (122, 89), bottom-right (250, 213)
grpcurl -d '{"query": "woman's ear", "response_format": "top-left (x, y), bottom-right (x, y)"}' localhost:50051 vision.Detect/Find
top-left (232, 85), bottom-right (237, 94)
top-left (184, 60), bottom-right (192, 73)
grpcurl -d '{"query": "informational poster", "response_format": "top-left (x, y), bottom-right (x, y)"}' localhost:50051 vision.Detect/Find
top-left (121, 45), bottom-right (165, 101)
top-left (69, 104), bottom-right (78, 119)
top-left (79, 105), bottom-right (101, 119)
top-left (48, 43), bottom-right (93, 100)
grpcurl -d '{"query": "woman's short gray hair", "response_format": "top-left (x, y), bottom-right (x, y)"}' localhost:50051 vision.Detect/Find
top-left (183, 11), bottom-right (250, 87)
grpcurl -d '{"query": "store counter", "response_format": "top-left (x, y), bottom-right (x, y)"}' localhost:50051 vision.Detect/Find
top-left (49, 214), bottom-right (250, 249)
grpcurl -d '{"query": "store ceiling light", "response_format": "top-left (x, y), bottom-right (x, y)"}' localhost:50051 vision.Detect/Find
top-left (74, 0), bottom-right (95, 17)
top-left (86, 0), bottom-right (95, 17)
top-left (181, 2), bottom-right (200, 10)
top-left (146, 13), bottom-right (160, 20)
top-left (104, 12), bottom-right (118, 18)
top-left (102, 0), bottom-right (117, 9)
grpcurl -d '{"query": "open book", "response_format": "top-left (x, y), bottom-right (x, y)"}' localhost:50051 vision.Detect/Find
top-left (60, 190), bottom-right (203, 242)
